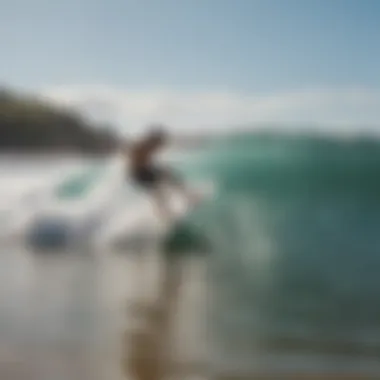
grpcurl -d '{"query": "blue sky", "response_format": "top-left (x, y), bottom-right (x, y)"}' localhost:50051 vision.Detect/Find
top-left (1, 0), bottom-right (380, 133)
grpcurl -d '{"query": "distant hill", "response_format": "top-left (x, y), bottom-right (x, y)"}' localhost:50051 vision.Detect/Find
top-left (0, 88), bottom-right (119, 154)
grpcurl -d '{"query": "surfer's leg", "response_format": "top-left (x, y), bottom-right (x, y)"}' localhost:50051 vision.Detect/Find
top-left (151, 185), bottom-right (172, 222)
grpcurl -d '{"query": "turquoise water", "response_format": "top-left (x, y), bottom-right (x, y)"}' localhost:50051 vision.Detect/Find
top-left (55, 166), bottom-right (106, 199)
top-left (175, 133), bottom-right (380, 373)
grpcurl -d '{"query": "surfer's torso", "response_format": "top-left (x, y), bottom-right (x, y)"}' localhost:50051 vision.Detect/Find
top-left (127, 140), bottom-right (164, 189)
top-left (129, 141), bottom-right (156, 170)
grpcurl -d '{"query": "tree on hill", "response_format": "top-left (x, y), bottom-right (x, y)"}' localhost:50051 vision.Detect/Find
top-left (0, 88), bottom-right (119, 154)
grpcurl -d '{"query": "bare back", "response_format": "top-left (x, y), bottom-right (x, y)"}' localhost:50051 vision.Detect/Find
top-left (128, 141), bottom-right (156, 171)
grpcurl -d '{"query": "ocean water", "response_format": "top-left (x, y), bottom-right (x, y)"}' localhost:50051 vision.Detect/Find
top-left (177, 133), bottom-right (380, 375)
top-left (1, 132), bottom-right (380, 378)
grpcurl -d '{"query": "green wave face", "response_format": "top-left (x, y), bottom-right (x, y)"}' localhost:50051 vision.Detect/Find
top-left (169, 132), bottom-right (380, 357)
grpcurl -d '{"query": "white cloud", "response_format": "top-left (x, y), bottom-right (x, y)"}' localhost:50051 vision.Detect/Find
top-left (38, 85), bottom-right (380, 136)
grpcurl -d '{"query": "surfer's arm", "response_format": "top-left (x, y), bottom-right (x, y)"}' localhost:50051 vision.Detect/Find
top-left (163, 168), bottom-right (200, 204)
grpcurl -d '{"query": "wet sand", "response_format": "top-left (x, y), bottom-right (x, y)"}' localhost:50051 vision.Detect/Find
top-left (1, 245), bottom-right (380, 380)
top-left (0, 246), bottom-right (133, 380)
top-left (0, 243), bottom-right (207, 380)
top-left (121, 250), bottom-right (208, 380)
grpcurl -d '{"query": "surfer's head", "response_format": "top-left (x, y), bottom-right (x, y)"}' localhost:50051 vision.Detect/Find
top-left (146, 124), bottom-right (168, 149)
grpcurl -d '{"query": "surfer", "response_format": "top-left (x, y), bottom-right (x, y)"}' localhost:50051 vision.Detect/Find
top-left (124, 125), bottom-right (198, 221)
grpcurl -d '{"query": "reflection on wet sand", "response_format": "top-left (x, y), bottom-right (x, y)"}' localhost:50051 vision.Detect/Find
top-left (121, 248), bottom-right (208, 380)
top-left (122, 254), bottom-right (186, 380)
